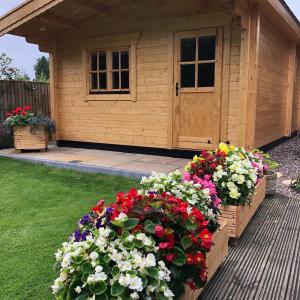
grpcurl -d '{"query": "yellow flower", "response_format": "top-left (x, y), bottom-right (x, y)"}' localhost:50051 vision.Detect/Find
top-left (238, 152), bottom-right (245, 160)
top-left (229, 144), bottom-right (235, 151)
top-left (193, 155), bottom-right (198, 162)
top-left (219, 142), bottom-right (229, 154)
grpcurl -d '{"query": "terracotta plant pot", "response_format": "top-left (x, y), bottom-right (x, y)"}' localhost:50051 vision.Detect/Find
top-left (218, 176), bottom-right (267, 239)
top-left (266, 170), bottom-right (277, 195)
top-left (181, 221), bottom-right (229, 300)
top-left (14, 125), bottom-right (48, 151)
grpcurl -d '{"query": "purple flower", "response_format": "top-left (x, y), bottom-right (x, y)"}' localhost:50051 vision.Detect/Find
top-left (80, 215), bottom-right (90, 225)
top-left (106, 207), bottom-right (113, 214)
top-left (73, 229), bottom-right (81, 242)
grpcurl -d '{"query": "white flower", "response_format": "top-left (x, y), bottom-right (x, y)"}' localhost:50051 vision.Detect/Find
top-left (115, 212), bottom-right (128, 221)
top-left (55, 249), bottom-right (63, 260)
top-left (75, 286), bottom-right (81, 294)
top-left (90, 252), bottom-right (99, 261)
top-left (130, 292), bottom-right (140, 299)
top-left (145, 253), bottom-right (156, 267)
top-left (61, 253), bottom-right (71, 268)
top-left (95, 265), bottom-right (103, 273)
top-left (128, 276), bottom-right (143, 291)
top-left (164, 289), bottom-right (175, 298)
top-left (59, 272), bottom-right (68, 282)
top-left (229, 189), bottom-right (240, 199)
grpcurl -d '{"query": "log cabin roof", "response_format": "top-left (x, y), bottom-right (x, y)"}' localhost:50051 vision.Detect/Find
top-left (0, 0), bottom-right (299, 52)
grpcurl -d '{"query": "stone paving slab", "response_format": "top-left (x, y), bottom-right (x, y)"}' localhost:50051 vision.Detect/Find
top-left (0, 146), bottom-right (189, 178)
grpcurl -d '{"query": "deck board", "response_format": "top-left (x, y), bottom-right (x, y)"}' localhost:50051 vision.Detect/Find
top-left (200, 194), bottom-right (300, 300)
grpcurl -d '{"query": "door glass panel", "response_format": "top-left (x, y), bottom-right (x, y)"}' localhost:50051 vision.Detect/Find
top-left (180, 38), bottom-right (196, 62)
top-left (181, 64), bottom-right (195, 87)
top-left (198, 63), bottom-right (215, 87)
top-left (198, 36), bottom-right (216, 61)
top-left (91, 53), bottom-right (98, 71)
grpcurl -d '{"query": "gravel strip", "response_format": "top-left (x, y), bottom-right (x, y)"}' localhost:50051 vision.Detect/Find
top-left (268, 135), bottom-right (300, 197)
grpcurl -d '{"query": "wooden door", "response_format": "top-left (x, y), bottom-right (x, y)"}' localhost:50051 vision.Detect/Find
top-left (173, 28), bottom-right (222, 150)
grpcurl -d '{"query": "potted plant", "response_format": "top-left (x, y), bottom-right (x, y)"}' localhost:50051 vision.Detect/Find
top-left (291, 174), bottom-right (300, 193)
top-left (253, 150), bottom-right (279, 195)
top-left (4, 106), bottom-right (55, 152)
top-left (185, 143), bottom-right (266, 241)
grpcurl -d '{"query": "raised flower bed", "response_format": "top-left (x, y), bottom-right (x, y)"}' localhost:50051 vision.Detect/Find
top-left (185, 143), bottom-right (266, 241)
top-left (4, 106), bottom-right (55, 152)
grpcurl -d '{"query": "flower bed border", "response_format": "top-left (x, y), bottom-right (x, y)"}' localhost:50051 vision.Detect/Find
top-left (182, 221), bottom-right (229, 300)
top-left (219, 176), bottom-right (267, 239)
top-left (14, 125), bottom-right (48, 151)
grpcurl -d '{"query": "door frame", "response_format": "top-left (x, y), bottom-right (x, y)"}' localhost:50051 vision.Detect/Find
top-left (171, 27), bottom-right (224, 150)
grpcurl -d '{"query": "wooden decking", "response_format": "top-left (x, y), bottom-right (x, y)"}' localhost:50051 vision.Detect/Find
top-left (200, 194), bottom-right (300, 300)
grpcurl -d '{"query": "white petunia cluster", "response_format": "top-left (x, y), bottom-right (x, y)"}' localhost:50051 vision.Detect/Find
top-left (52, 225), bottom-right (173, 299)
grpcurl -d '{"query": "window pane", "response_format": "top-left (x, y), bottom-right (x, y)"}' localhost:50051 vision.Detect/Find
top-left (121, 51), bottom-right (129, 69)
top-left (91, 73), bottom-right (98, 89)
top-left (91, 53), bottom-right (97, 71)
top-left (198, 63), bottom-right (215, 87)
top-left (121, 71), bottom-right (129, 89)
top-left (181, 38), bottom-right (196, 62)
top-left (198, 36), bottom-right (216, 61)
top-left (113, 52), bottom-right (119, 70)
top-left (99, 73), bottom-right (107, 89)
top-left (112, 72), bottom-right (120, 89)
top-left (99, 53), bottom-right (106, 70)
top-left (181, 64), bottom-right (195, 88)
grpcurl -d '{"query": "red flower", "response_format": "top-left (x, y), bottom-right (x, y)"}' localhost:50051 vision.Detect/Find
top-left (199, 229), bottom-right (213, 250)
top-left (154, 225), bottom-right (165, 238)
top-left (199, 268), bottom-right (207, 282)
top-left (191, 207), bottom-right (204, 223)
top-left (165, 253), bottom-right (175, 262)
top-left (24, 105), bottom-right (32, 111)
top-left (186, 279), bottom-right (197, 290)
top-left (194, 252), bottom-right (205, 265)
top-left (159, 242), bottom-right (170, 249)
top-left (5, 112), bottom-right (11, 117)
top-left (21, 111), bottom-right (27, 116)
top-left (186, 253), bottom-right (195, 265)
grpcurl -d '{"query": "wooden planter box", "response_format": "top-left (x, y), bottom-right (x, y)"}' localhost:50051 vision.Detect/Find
top-left (181, 221), bottom-right (229, 300)
top-left (219, 176), bottom-right (267, 239)
top-left (14, 126), bottom-right (48, 151)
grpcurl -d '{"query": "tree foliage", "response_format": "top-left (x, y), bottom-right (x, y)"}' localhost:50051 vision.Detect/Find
top-left (34, 56), bottom-right (49, 82)
top-left (0, 52), bottom-right (30, 81)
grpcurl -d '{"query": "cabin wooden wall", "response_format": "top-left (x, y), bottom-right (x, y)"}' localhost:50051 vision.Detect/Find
top-left (52, 0), bottom-right (236, 149)
top-left (56, 31), bottom-right (170, 148)
top-left (227, 21), bottom-right (242, 146)
top-left (292, 50), bottom-right (300, 132)
top-left (254, 14), bottom-right (290, 148)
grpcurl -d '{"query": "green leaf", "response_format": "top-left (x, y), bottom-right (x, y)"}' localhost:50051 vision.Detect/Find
top-left (111, 281), bottom-right (125, 297)
top-left (66, 275), bottom-right (81, 300)
top-left (185, 219), bottom-right (198, 232)
top-left (53, 261), bottom-right (61, 271)
top-left (134, 239), bottom-right (144, 248)
top-left (123, 240), bottom-right (135, 250)
top-left (146, 267), bottom-right (159, 279)
top-left (172, 247), bottom-right (187, 266)
top-left (123, 218), bottom-right (139, 230)
top-left (111, 266), bottom-right (120, 279)
top-left (81, 262), bottom-right (93, 274)
top-left (74, 293), bottom-right (89, 300)
top-left (103, 255), bottom-right (110, 264)
top-left (90, 281), bottom-right (107, 295)
top-left (170, 265), bottom-right (182, 281)
top-left (121, 230), bottom-right (130, 239)
top-left (55, 286), bottom-right (68, 300)
top-left (156, 295), bottom-right (169, 300)
top-left (144, 223), bottom-right (156, 234)
top-left (182, 236), bottom-right (193, 250)
top-left (81, 272), bottom-right (89, 283)
top-left (95, 293), bottom-right (109, 300)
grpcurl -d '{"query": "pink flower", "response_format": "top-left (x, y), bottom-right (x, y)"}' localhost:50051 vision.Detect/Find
top-left (154, 225), bottom-right (165, 238)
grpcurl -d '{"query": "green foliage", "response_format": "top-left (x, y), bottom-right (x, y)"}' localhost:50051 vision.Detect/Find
top-left (0, 52), bottom-right (30, 81)
top-left (292, 174), bottom-right (300, 193)
top-left (34, 56), bottom-right (50, 82)
top-left (253, 149), bottom-right (280, 170)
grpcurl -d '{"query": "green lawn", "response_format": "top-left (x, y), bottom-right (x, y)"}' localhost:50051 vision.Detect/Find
top-left (0, 157), bottom-right (138, 300)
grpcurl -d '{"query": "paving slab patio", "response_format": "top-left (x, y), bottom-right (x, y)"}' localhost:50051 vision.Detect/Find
top-left (0, 145), bottom-right (190, 178)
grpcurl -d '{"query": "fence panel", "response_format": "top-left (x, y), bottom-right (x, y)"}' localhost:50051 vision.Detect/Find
top-left (0, 80), bottom-right (50, 121)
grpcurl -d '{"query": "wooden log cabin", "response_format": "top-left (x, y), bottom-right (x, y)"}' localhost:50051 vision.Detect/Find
top-left (0, 0), bottom-right (299, 153)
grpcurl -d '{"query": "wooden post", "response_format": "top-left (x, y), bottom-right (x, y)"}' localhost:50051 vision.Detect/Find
top-left (285, 44), bottom-right (297, 136)
top-left (49, 34), bottom-right (59, 140)
top-left (220, 24), bottom-right (231, 143)
top-left (240, 3), bottom-right (260, 150)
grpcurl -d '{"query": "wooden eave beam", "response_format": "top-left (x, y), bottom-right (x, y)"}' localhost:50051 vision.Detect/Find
top-left (72, 0), bottom-right (111, 16)
top-left (0, 0), bottom-right (65, 37)
top-left (39, 13), bottom-right (78, 29)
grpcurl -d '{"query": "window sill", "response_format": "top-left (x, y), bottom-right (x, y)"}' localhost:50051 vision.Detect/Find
top-left (84, 94), bottom-right (134, 102)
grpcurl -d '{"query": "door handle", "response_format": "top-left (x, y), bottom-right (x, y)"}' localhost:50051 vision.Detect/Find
top-left (176, 82), bottom-right (179, 96)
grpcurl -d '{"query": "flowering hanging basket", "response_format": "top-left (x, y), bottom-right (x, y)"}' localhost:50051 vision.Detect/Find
top-left (14, 125), bottom-right (48, 151)
top-left (218, 176), bottom-right (266, 238)
top-left (181, 221), bottom-right (229, 300)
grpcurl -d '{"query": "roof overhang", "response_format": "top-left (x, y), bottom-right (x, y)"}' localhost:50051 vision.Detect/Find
top-left (0, 0), bottom-right (299, 52)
